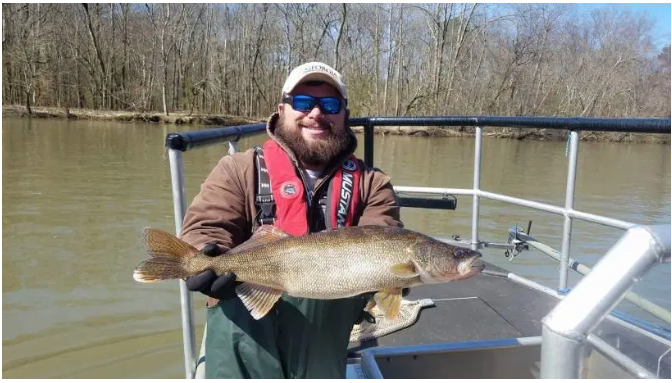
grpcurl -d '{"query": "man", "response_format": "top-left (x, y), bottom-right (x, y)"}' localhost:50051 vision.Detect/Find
top-left (179, 62), bottom-right (403, 379)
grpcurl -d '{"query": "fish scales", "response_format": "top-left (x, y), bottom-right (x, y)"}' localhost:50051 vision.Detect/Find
top-left (209, 226), bottom-right (422, 298)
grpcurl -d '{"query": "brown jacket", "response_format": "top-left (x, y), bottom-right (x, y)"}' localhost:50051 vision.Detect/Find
top-left (180, 112), bottom-right (402, 256)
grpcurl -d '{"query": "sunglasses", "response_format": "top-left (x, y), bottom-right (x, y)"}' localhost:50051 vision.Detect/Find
top-left (282, 94), bottom-right (343, 114)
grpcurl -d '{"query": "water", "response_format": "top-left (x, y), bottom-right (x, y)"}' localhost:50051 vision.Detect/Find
top-left (3, 117), bottom-right (670, 378)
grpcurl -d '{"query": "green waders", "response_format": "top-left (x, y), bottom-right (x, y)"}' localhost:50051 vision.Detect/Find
top-left (205, 294), bottom-right (366, 379)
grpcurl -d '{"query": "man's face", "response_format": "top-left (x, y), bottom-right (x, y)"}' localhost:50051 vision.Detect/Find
top-left (276, 82), bottom-right (351, 169)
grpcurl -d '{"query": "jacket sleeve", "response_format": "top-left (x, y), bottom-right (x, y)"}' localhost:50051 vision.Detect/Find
top-left (357, 165), bottom-right (404, 228)
top-left (179, 153), bottom-right (252, 253)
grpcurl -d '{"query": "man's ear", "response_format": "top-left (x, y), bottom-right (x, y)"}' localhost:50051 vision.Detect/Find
top-left (344, 108), bottom-right (350, 121)
top-left (277, 103), bottom-right (284, 114)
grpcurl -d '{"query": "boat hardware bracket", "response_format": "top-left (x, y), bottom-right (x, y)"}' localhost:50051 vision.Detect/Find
top-left (504, 221), bottom-right (532, 260)
top-left (447, 234), bottom-right (520, 253)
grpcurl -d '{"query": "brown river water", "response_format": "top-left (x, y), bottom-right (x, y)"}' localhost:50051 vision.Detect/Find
top-left (2, 117), bottom-right (670, 378)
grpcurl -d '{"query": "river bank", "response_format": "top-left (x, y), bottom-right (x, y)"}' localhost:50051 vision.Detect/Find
top-left (2, 105), bottom-right (260, 128)
top-left (3, 105), bottom-right (668, 143)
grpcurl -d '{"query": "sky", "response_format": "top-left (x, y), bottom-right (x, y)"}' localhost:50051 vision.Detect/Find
top-left (578, 3), bottom-right (671, 48)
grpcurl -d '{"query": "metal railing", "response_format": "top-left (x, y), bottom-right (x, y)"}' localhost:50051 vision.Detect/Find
top-left (540, 224), bottom-right (671, 378)
top-left (164, 115), bottom-right (670, 378)
top-left (509, 228), bottom-right (671, 325)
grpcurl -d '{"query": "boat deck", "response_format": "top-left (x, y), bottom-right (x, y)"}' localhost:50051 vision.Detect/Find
top-left (348, 262), bottom-right (557, 354)
top-left (347, 261), bottom-right (670, 378)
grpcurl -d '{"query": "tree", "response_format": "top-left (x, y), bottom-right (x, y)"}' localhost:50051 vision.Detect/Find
top-left (1, 3), bottom-right (668, 120)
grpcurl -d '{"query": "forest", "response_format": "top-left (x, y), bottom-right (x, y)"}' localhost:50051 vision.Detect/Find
top-left (2, 3), bottom-right (670, 121)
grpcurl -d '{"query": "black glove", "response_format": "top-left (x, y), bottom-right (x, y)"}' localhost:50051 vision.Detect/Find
top-left (185, 243), bottom-right (237, 300)
top-left (356, 292), bottom-right (376, 324)
top-left (357, 310), bottom-right (376, 324)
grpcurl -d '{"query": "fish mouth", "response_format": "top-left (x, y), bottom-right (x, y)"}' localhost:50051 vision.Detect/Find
top-left (471, 260), bottom-right (486, 272)
top-left (458, 257), bottom-right (485, 276)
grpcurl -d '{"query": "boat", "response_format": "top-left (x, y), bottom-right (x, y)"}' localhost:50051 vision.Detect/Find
top-left (162, 115), bottom-right (671, 379)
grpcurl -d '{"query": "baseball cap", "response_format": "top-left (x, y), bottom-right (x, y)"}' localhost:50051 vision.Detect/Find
top-left (282, 62), bottom-right (347, 100)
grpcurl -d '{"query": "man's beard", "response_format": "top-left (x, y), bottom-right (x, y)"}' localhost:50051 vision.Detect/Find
top-left (275, 115), bottom-right (353, 168)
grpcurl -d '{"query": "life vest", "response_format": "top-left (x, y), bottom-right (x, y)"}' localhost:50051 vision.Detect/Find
top-left (254, 139), bottom-right (361, 236)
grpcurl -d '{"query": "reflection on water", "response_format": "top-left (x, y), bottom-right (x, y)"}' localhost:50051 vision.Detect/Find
top-left (3, 118), bottom-right (670, 377)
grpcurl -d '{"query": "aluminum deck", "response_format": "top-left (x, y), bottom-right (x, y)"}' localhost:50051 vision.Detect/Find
top-left (347, 261), bottom-right (670, 378)
top-left (347, 262), bottom-right (556, 354)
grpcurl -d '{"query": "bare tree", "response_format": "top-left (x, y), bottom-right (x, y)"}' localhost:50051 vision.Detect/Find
top-left (1, 3), bottom-right (668, 122)
top-left (333, 4), bottom-right (347, 69)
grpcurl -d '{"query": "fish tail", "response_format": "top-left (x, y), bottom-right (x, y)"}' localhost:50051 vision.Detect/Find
top-left (133, 228), bottom-right (205, 283)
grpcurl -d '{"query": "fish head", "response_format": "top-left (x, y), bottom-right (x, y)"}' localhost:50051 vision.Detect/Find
top-left (411, 238), bottom-right (485, 283)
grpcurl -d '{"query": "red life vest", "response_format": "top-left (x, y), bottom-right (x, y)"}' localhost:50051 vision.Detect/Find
top-left (259, 139), bottom-right (361, 236)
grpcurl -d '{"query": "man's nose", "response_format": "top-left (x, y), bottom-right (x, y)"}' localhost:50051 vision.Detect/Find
top-left (306, 104), bottom-right (323, 118)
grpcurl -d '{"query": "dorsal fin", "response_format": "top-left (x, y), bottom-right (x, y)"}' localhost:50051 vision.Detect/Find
top-left (142, 228), bottom-right (201, 258)
top-left (228, 225), bottom-right (290, 254)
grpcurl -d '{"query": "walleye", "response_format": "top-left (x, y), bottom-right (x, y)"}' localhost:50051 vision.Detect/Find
top-left (134, 225), bottom-right (484, 320)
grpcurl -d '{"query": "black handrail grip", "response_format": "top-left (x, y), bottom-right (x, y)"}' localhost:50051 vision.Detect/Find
top-left (398, 196), bottom-right (457, 210)
top-left (165, 123), bottom-right (267, 151)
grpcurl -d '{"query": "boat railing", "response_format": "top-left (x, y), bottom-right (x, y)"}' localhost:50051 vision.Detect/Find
top-left (164, 115), bottom-right (670, 379)
top-left (540, 223), bottom-right (670, 378)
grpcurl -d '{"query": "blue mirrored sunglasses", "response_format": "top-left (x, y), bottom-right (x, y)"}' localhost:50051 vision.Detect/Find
top-left (282, 94), bottom-right (343, 114)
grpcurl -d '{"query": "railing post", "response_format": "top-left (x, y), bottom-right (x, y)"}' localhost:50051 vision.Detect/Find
top-left (364, 120), bottom-right (374, 168)
top-left (560, 131), bottom-right (580, 291)
top-left (168, 148), bottom-right (197, 379)
top-left (229, 141), bottom-right (239, 155)
top-left (471, 127), bottom-right (482, 251)
top-left (541, 224), bottom-right (671, 378)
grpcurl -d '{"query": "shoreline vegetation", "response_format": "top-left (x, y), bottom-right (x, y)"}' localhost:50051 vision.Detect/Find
top-left (4, 4), bottom-right (669, 144)
top-left (3, 105), bottom-right (669, 144)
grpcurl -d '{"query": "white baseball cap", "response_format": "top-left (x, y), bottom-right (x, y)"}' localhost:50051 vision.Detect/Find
top-left (282, 62), bottom-right (347, 100)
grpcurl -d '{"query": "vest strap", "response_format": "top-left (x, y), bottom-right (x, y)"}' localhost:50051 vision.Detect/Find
top-left (254, 146), bottom-right (276, 226)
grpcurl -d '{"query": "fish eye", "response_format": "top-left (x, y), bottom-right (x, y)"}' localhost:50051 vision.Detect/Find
top-left (454, 249), bottom-right (470, 259)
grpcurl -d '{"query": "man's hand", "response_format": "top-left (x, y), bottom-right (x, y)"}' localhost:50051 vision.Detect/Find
top-left (185, 243), bottom-right (238, 300)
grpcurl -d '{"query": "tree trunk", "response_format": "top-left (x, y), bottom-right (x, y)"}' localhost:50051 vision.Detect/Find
top-left (159, 4), bottom-right (170, 116)
top-left (25, 90), bottom-right (33, 116)
top-left (394, 5), bottom-right (403, 116)
top-left (444, 4), bottom-right (478, 110)
top-left (249, 4), bottom-right (269, 116)
top-left (122, 3), bottom-right (129, 108)
top-left (162, 64), bottom-right (168, 115)
top-left (374, 7), bottom-right (381, 114)
top-left (334, 4), bottom-right (346, 69)
top-left (81, 4), bottom-right (107, 109)
top-left (383, 4), bottom-right (393, 114)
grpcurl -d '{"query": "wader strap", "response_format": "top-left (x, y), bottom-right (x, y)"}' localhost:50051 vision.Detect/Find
top-left (254, 147), bottom-right (276, 225)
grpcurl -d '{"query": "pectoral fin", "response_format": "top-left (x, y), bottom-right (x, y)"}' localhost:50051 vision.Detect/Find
top-left (235, 283), bottom-right (283, 320)
top-left (373, 288), bottom-right (403, 319)
top-left (390, 262), bottom-right (418, 278)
